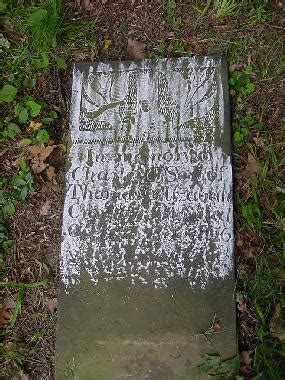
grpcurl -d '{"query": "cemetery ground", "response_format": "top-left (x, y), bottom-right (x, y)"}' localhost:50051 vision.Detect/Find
top-left (0, 1), bottom-right (284, 379)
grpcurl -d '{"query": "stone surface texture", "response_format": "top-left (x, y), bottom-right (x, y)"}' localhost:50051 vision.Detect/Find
top-left (56, 57), bottom-right (236, 379)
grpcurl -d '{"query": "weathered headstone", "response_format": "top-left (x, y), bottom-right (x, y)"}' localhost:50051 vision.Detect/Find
top-left (56, 57), bottom-right (236, 379)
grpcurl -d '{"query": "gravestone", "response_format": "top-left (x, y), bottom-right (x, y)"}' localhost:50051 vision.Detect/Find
top-left (56, 57), bottom-right (236, 379)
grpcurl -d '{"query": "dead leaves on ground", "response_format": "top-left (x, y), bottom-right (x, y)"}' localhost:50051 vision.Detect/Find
top-left (0, 297), bottom-right (16, 329)
top-left (27, 144), bottom-right (55, 174)
top-left (45, 297), bottom-right (57, 313)
top-left (39, 200), bottom-right (51, 216)
top-left (25, 143), bottom-right (61, 193)
top-left (244, 153), bottom-right (262, 178)
top-left (127, 39), bottom-right (146, 60)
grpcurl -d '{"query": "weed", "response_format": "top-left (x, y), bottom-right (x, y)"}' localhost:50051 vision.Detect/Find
top-left (0, 161), bottom-right (34, 224)
top-left (194, 0), bottom-right (212, 17)
top-left (166, 0), bottom-right (182, 30)
top-left (214, 0), bottom-right (237, 18)
top-left (194, 0), bottom-right (237, 19)
top-left (241, 0), bottom-right (272, 24)
top-left (0, 85), bottom-right (17, 103)
top-left (0, 341), bottom-right (30, 371)
top-left (197, 354), bottom-right (240, 378)
top-left (27, 1), bottom-right (62, 52)
top-left (155, 43), bottom-right (166, 56)
top-left (169, 39), bottom-right (188, 55)
top-left (259, 44), bottom-right (285, 82)
top-left (0, 123), bottom-right (21, 139)
top-left (241, 201), bottom-right (261, 230)
top-left (65, 357), bottom-right (77, 379)
top-left (11, 160), bottom-right (34, 201)
top-left (229, 69), bottom-right (255, 97)
top-left (246, 256), bottom-right (283, 379)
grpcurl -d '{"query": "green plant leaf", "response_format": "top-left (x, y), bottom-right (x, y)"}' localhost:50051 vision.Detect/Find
top-left (20, 159), bottom-right (28, 171)
top-left (35, 129), bottom-right (49, 144)
top-left (3, 239), bottom-right (13, 250)
top-left (23, 77), bottom-right (35, 88)
top-left (242, 115), bottom-right (255, 126)
top-left (3, 201), bottom-right (16, 216)
top-left (20, 185), bottom-right (29, 201)
top-left (0, 3), bottom-right (7, 12)
top-left (14, 103), bottom-right (21, 116)
top-left (19, 138), bottom-right (32, 147)
top-left (197, 354), bottom-right (221, 374)
top-left (26, 100), bottom-right (41, 117)
top-left (0, 190), bottom-right (5, 204)
top-left (246, 82), bottom-right (255, 93)
top-left (50, 111), bottom-right (58, 119)
top-left (19, 108), bottom-right (29, 124)
top-left (55, 56), bottom-right (67, 69)
top-left (0, 84), bottom-right (17, 103)
top-left (9, 123), bottom-right (20, 136)
top-left (12, 176), bottom-right (26, 187)
top-left (33, 52), bottom-right (49, 69)
top-left (28, 9), bottom-right (48, 28)
top-left (9, 287), bottom-right (23, 328)
top-left (3, 123), bottom-right (21, 138)
top-left (234, 131), bottom-right (243, 143)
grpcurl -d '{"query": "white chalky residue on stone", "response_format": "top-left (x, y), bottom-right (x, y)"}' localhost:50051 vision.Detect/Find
top-left (61, 57), bottom-right (234, 291)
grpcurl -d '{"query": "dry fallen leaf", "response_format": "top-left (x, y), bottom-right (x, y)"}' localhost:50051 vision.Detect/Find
top-left (244, 153), bottom-right (261, 178)
top-left (40, 200), bottom-right (51, 216)
top-left (253, 136), bottom-right (266, 148)
top-left (45, 298), bottom-right (58, 313)
top-left (212, 321), bottom-right (221, 333)
top-left (37, 76), bottom-right (46, 86)
top-left (28, 121), bottom-right (42, 133)
top-left (76, 0), bottom-right (93, 9)
top-left (245, 246), bottom-right (255, 260)
top-left (46, 166), bottom-right (56, 182)
top-left (235, 236), bottom-right (243, 248)
top-left (236, 293), bottom-right (247, 313)
top-left (0, 298), bottom-right (16, 328)
top-left (13, 374), bottom-right (29, 380)
top-left (27, 144), bottom-right (55, 174)
top-left (127, 39), bottom-right (146, 60)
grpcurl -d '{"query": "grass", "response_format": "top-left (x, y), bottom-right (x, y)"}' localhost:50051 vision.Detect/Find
top-left (1, 0), bottom-right (284, 378)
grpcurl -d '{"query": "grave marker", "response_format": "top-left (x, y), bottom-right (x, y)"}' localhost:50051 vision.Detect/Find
top-left (56, 57), bottom-right (236, 379)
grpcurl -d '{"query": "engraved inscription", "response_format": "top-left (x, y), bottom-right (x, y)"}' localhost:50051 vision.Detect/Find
top-left (62, 57), bottom-right (233, 290)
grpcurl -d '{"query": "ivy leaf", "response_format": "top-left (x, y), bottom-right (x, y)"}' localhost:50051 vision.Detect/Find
top-left (55, 57), bottom-right (67, 69)
top-left (32, 52), bottom-right (49, 69)
top-left (26, 100), bottom-right (41, 117)
top-left (14, 104), bottom-right (21, 116)
top-left (35, 129), bottom-right (49, 144)
top-left (3, 123), bottom-right (21, 138)
top-left (0, 84), bottom-right (17, 103)
top-left (20, 185), bottom-right (29, 201)
top-left (246, 82), bottom-right (255, 93)
top-left (3, 201), bottom-right (16, 216)
top-left (19, 138), bottom-right (32, 147)
top-left (19, 108), bottom-right (29, 124)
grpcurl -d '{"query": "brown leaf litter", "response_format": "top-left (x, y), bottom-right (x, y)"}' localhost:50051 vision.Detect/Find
top-left (127, 38), bottom-right (146, 60)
